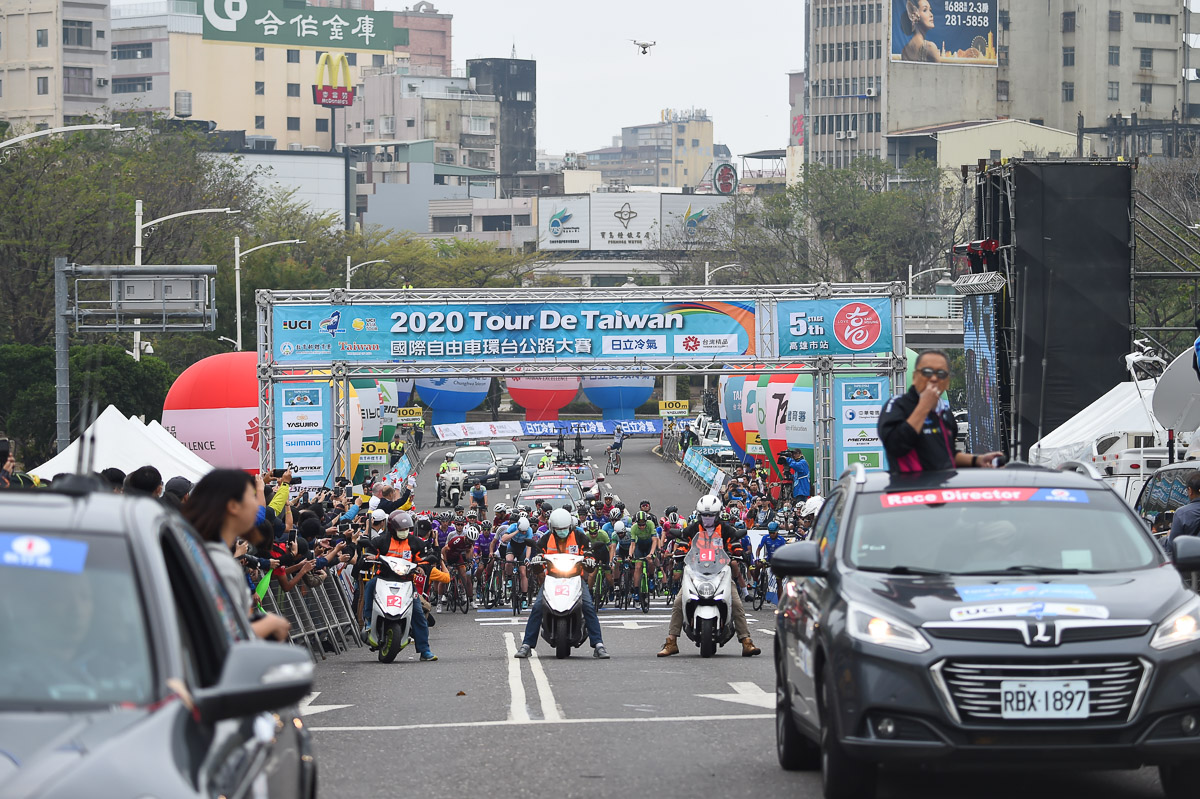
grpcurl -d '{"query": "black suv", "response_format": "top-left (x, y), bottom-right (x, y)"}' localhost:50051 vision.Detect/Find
top-left (0, 486), bottom-right (316, 798)
top-left (772, 463), bottom-right (1200, 799)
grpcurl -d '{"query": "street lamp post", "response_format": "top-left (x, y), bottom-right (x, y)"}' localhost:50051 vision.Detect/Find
top-left (702, 262), bottom-right (741, 391)
top-left (235, 236), bottom-right (305, 350)
top-left (0, 123), bottom-right (131, 156)
top-left (134, 200), bottom-right (240, 267)
top-left (345, 256), bottom-right (388, 290)
top-left (907, 264), bottom-right (950, 295)
top-left (704, 261), bottom-right (741, 285)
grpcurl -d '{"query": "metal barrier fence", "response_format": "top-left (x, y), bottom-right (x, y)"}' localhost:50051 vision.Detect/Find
top-left (258, 563), bottom-right (364, 661)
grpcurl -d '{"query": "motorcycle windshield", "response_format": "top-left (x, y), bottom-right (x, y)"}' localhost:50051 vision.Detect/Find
top-left (684, 531), bottom-right (731, 577)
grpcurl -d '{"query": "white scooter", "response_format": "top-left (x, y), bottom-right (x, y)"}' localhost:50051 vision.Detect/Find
top-left (680, 530), bottom-right (736, 657)
top-left (365, 555), bottom-right (422, 663)
top-left (538, 553), bottom-right (590, 659)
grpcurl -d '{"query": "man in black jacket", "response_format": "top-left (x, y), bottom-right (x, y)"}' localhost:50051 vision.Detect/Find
top-left (878, 349), bottom-right (1003, 474)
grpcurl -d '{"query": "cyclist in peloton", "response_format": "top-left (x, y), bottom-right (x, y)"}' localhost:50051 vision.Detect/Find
top-left (584, 519), bottom-right (614, 597)
top-left (501, 515), bottom-right (536, 606)
top-left (628, 511), bottom-right (659, 603)
top-left (514, 508), bottom-right (609, 659)
top-left (441, 525), bottom-right (477, 611)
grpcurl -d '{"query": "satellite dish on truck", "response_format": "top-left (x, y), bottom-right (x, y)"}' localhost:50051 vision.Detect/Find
top-left (1151, 349), bottom-right (1200, 433)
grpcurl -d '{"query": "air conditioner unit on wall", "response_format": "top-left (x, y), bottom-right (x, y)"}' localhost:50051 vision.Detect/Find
top-left (847, 130), bottom-right (858, 139)
top-left (96, 77), bottom-right (109, 87)
top-left (865, 88), bottom-right (877, 97)
top-left (835, 130), bottom-right (846, 140)
top-left (454, 224), bottom-right (469, 232)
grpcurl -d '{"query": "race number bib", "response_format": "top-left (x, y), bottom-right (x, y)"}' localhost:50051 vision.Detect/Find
top-left (568, 545), bottom-right (579, 554)
top-left (400, 551), bottom-right (412, 561)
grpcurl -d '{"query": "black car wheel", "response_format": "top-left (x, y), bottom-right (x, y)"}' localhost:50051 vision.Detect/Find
top-left (819, 665), bottom-right (876, 799)
top-left (1160, 762), bottom-right (1200, 798)
top-left (776, 643), bottom-right (819, 770)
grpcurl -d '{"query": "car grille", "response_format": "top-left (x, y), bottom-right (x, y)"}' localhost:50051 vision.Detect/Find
top-left (932, 658), bottom-right (1152, 724)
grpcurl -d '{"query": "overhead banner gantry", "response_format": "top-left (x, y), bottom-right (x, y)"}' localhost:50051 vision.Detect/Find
top-left (257, 283), bottom-right (908, 493)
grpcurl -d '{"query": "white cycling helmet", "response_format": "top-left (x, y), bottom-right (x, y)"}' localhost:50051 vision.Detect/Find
top-left (494, 502), bottom-right (508, 514)
top-left (517, 517), bottom-right (531, 533)
top-left (614, 520), bottom-right (626, 534)
top-left (802, 495), bottom-right (825, 517)
top-left (549, 508), bottom-right (573, 539)
top-left (696, 494), bottom-right (722, 516)
top-left (463, 526), bottom-right (480, 541)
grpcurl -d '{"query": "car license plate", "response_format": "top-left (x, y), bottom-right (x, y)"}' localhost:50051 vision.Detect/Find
top-left (999, 680), bottom-right (1089, 719)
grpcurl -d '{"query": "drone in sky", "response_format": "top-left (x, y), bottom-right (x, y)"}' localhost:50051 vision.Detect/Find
top-left (631, 40), bottom-right (656, 55)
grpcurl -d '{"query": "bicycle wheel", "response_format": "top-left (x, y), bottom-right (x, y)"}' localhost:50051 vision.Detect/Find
top-left (752, 572), bottom-right (766, 611)
top-left (640, 567), bottom-right (650, 614)
top-left (511, 572), bottom-right (521, 616)
top-left (612, 452), bottom-right (621, 474)
top-left (459, 576), bottom-right (471, 613)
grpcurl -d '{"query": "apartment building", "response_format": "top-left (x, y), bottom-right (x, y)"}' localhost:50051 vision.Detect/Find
top-left (0, 0), bottom-right (112, 130)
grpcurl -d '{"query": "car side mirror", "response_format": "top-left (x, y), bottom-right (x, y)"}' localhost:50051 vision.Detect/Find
top-left (770, 541), bottom-right (825, 577)
top-left (192, 641), bottom-right (313, 725)
top-left (596, 475), bottom-right (606, 483)
top-left (1173, 535), bottom-right (1200, 571)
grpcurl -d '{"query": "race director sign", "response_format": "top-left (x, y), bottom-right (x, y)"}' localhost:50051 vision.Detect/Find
top-left (202, 0), bottom-right (406, 51)
top-left (272, 300), bottom-right (757, 363)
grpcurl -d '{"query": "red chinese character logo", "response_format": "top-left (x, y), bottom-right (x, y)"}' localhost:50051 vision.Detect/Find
top-left (245, 416), bottom-right (260, 450)
top-left (833, 303), bottom-right (882, 351)
top-left (682, 335), bottom-right (700, 352)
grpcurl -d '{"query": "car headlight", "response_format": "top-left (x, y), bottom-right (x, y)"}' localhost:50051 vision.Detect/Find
top-left (488, 467), bottom-right (498, 475)
top-left (1152, 596), bottom-right (1200, 650)
top-left (696, 580), bottom-right (717, 598)
top-left (846, 601), bottom-right (929, 653)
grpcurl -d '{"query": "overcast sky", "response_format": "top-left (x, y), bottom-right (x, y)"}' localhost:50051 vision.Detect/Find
top-left (378, 0), bottom-right (806, 160)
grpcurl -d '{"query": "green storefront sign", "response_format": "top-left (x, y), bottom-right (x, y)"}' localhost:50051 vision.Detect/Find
top-left (202, 0), bottom-right (407, 52)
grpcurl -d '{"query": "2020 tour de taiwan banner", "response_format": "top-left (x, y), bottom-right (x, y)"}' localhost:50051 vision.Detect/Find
top-left (272, 300), bottom-right (758, 364)
top-left (271, 298), bottom-right (897, 364)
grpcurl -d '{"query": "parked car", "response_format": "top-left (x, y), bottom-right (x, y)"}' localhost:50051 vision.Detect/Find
top-left (1134, 461), bottom-right (1197, 525)
top-left (0, 487), bottom-right (316, 799)
top-left (773, 462), bottom-right (1200, 799)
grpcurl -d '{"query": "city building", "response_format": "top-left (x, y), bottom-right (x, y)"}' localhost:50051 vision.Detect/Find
top-left (803, 1), bottom-right (1197, 167)
top-left (467, 57), bottom-right (536, 196)
top-left (787, 69), bottom-right (806, 183)
top-left (105, 0), bottom-right (432, 150)
top-left (358, 138), bottom-right (496, 232)
top-left (581, 108), bottom-right (716, 189)
top-left (0, 0), bottom-right (112, 130)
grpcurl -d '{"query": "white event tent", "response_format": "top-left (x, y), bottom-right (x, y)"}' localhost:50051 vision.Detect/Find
top-left (31, 405), bottom-right (214, 483)
top-left (1028, 380), bottom-right (1162, 467)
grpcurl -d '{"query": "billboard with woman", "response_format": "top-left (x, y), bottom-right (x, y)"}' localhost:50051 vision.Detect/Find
top-left (891, 0), bottom-right (997, 66)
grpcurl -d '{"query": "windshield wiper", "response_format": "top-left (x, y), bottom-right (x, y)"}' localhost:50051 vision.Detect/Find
top-left (956, 565), bottom-right (1103, 576)
top-left (857, 565), bottom-right (949, 576)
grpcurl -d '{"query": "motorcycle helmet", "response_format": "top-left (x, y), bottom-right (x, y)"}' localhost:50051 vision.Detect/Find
top-left (802, 495), bottom-right (825, 518)
top-left (696, 494), bottom-right (722, 515)
top-left (549, 508), bottom-right (573, 539)
top-left (444, 454), bottom-right (453, 462)
top-left (388, 510), bottom-right (413, 538)
top-left (463, 526), bottom-right (480, 541)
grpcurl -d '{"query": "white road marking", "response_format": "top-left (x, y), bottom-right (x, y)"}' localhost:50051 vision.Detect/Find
top-left (527, 649), bottom-right (564, 721)
top-left (310, 713), bottom-right (772, 732)
top-left (695, 681), bottom-right (774, 709)
top-left (299, 692), bottom-right (354, 717)
top-left (503, 632), bottom-right (530, 722)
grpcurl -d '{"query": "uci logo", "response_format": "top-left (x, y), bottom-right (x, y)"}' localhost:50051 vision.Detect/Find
top-left (283, 320), bottom-right (312, 330)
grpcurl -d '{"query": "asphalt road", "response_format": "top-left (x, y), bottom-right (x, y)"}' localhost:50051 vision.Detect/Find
top-left (306, 439), bottom-right (1168, 799)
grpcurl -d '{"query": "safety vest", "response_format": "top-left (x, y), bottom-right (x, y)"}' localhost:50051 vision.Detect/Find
top-left (543, 530), bottom-right (588, 556)
top-left (386, 535), bottom-right (423, 563)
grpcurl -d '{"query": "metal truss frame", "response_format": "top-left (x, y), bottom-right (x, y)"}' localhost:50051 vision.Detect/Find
top-left (256, 283), bottom-right (908, 495)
